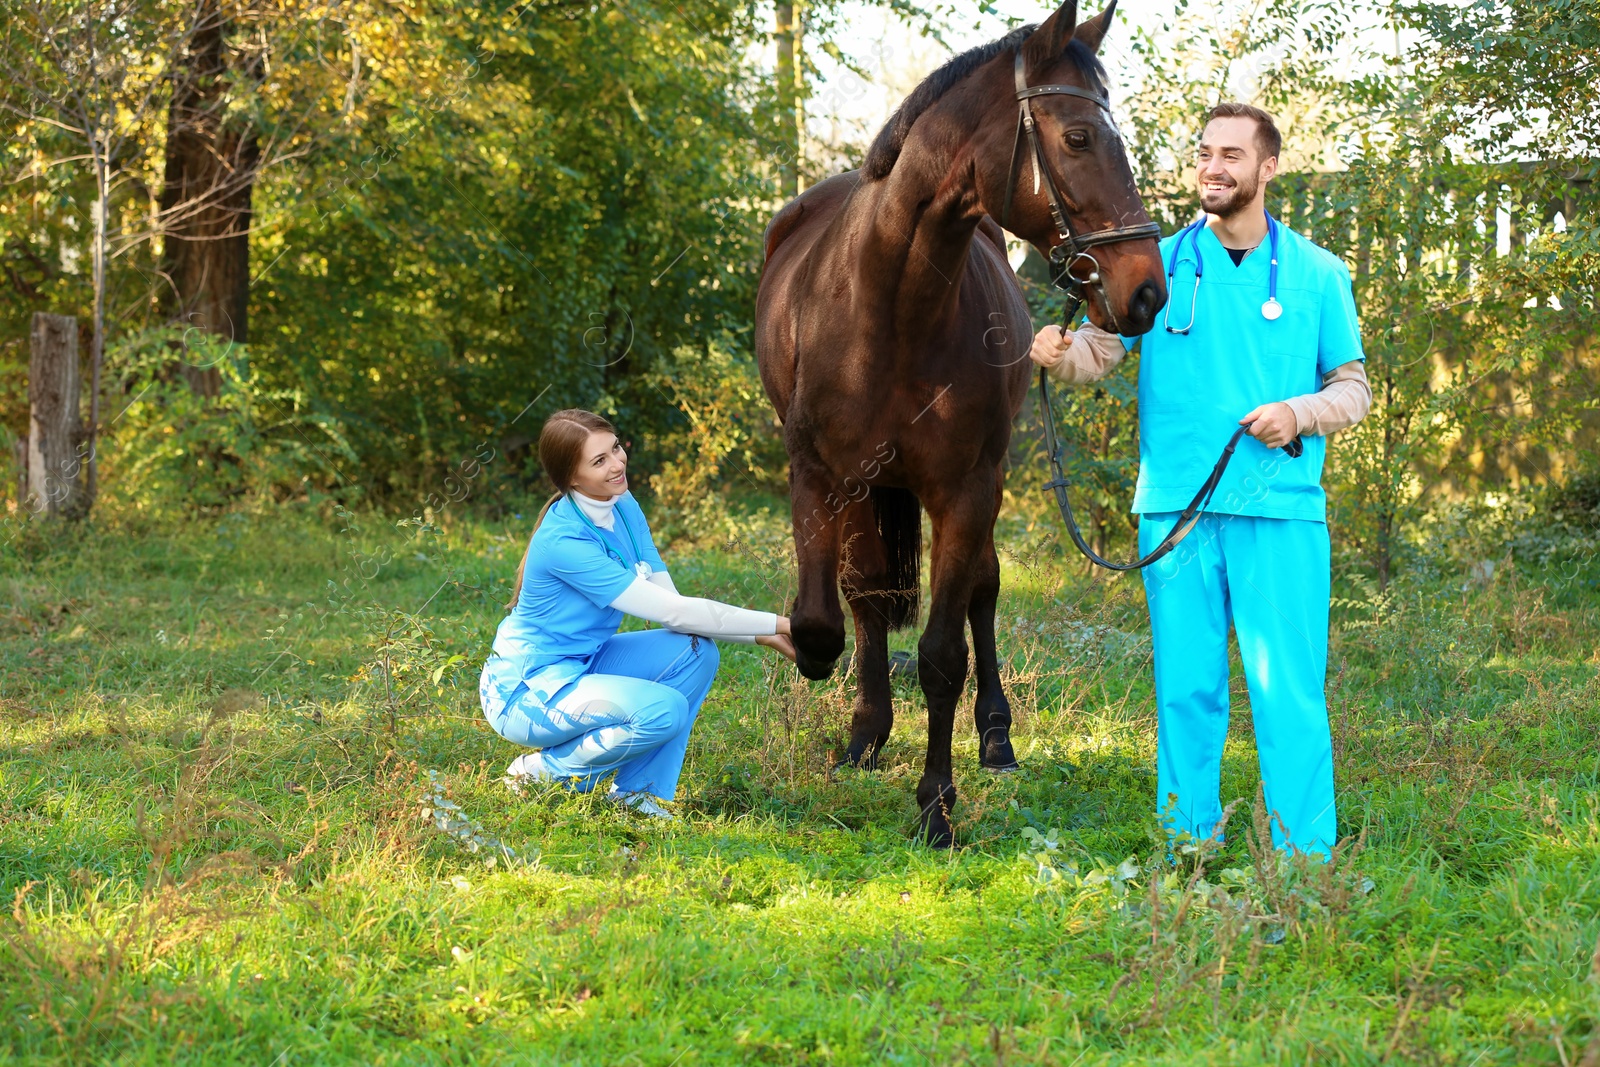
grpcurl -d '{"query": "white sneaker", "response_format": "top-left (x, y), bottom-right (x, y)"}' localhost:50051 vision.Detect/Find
top-left (503, 753), bottom-right (549, 795)
top-left (609, 788), bottom-right (676, 820)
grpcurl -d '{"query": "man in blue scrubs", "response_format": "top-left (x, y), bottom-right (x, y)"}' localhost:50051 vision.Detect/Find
top-left (1030, 103), bottom-right (1371, 858)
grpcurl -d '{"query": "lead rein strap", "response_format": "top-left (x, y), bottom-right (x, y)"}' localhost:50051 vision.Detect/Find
top-left (1041, 366), bottom-right (1250, 572)
top-left (1037, 292), bottom-right (1258, 572)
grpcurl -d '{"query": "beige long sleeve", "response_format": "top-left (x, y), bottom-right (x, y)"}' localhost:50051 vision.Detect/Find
top-left (1040, 323), bottom-right (1127, 385)
top-left (1282, 360), bottom-right (1371, 436)
top-left (1041, 326), bottom-right (1370, 436)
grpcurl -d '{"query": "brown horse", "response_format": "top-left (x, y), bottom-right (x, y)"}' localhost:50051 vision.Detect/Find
top-left (755, 0), bottom-right (1166, 846)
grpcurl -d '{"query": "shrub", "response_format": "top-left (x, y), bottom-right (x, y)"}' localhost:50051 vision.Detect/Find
top-left (100, 330), bottom-right (359, 514)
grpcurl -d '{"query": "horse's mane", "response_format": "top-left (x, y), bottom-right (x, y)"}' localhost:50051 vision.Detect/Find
top-left (861, 28), bottom-right (1107, 182)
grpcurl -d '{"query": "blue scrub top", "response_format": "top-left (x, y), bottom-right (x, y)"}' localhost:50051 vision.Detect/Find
top-left (481, 491), bottom-right (667, 717)
top-left (1122, 220), bottom-right (1364, 522)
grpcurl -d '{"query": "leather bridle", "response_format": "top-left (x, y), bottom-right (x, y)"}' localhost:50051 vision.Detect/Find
top-left (999, 50), bottom-right (1161, 328)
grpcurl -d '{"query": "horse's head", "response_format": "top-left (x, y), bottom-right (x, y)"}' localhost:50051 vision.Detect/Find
top-left (978, 0), bottom-right (1166, 335)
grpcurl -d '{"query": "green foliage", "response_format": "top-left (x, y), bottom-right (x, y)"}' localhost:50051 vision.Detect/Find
top-left (1404, 0), bottom-right (1600, 162)
top-left (97, 330), bottom-right (358, 512)
top-left (0, 0), bottom-right (796, 508)
top-left (1103, 0), bottom-right (1600, 583)
top-left (641, 337), bottom-right (788, 542)
top-left (0, 0), bottom-right (358, 504)
top-left (245, 0), bottom-right (785, 500)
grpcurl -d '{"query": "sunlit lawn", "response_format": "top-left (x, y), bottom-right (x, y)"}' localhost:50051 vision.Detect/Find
top-left (1, 501), bottom-right (1597, 1065)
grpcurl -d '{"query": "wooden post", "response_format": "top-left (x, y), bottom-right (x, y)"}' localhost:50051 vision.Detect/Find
top-left (26, 312), bottom-right (83, 517)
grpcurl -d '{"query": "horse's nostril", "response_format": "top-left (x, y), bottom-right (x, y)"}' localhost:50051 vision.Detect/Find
top-left (1129, 282), bottom-right (1160, 325)
top-left (1134, 283), bottom-right (1155, 313)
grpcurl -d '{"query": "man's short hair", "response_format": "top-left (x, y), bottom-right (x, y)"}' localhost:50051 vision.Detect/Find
top-left (1205, 102), bottom-right (1282, 162)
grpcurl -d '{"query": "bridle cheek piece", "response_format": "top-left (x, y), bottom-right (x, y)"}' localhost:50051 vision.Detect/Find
top-left (999, 50), bottom-right (1162, 331)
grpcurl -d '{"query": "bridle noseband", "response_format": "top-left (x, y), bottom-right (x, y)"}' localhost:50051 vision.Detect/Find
top-left (1000, 50), bottom-right (1161, 328)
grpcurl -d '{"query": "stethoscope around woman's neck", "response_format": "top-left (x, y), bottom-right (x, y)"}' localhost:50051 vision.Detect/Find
top-left (1163, 209), bottom-right (1283, 335)
top-left (568, 492), bottom-right (652, 577)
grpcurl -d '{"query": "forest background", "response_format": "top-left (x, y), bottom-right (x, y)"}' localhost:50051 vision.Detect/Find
top-left (0, 0), bottom-right (1595, 573)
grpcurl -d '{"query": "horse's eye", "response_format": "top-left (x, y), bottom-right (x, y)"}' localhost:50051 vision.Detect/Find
top-left (1066, 131), bottom-right (1090, 150)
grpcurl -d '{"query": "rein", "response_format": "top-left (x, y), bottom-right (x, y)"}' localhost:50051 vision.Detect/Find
top-left (1038, 285), bottom-right (1305, 572)
top-left (1003, 49), bottom-right (1299, 571)
top-left (1037, 289), bottom-right (1253, 572)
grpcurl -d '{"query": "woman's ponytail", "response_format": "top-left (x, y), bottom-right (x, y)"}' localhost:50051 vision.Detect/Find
top-left (506, 491), bottom-right (563, 611)
top-left (504, 409), bottom-right (618, 611)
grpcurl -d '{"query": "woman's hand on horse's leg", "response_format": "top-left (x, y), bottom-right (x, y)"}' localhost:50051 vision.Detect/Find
top-left (1030, 326), bottom-right (1072, 369)
top-left (775, 614), bottom-right (791, 636)
top-left (756, 632), bottom-right (798, 662)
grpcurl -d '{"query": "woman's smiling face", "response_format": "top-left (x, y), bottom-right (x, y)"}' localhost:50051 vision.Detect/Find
top-left (569, 430), bottom-right (628, 499)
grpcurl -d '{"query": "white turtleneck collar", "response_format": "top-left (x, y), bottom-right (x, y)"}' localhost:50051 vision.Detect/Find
top-left (571, 490), bottom-right (620, 530)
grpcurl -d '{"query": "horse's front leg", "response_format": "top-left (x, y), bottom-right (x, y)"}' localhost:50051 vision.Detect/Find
top-left (840, 497), bottom-right (895, 769)
top-left (970, 470), bottom-right (1017, 771)
top-left (787, 446), bottom-right (848, 681)
top-left (914, 477), bottom-right (994, 848)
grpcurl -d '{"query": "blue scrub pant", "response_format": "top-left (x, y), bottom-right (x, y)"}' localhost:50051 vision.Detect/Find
top-left (486, 630), bottom-right (719, 801)
top-left (1138, 511), bottom-right (1336, 857)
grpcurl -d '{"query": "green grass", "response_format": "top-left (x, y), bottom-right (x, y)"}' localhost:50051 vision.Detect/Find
top-left (1, 501), bottom-right (1597, 1065)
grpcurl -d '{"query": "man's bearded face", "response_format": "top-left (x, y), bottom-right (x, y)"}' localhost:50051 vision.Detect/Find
top-left (1195, 117), bottom-right (1268, 220)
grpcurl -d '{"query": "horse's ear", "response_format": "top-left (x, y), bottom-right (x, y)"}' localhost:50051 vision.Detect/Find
top-left (1022, 0), bottom-right (1080, 78)
top-left (1073, 0), bottom-right (1117, 54)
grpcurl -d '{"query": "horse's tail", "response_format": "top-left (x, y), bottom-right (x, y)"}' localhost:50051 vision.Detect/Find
top-left (871, 486), bottom-right (921, 631)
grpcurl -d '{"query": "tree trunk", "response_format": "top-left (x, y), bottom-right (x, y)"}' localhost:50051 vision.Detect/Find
top-left (1376, 369), bottom-right (1395, 592)
top-left (775, 1), bottom-right (801, 198)
top-left (25, 312), bottom-right (84, 518)
top-left (86, 155), bottom-right (106, 512)
top-left (159, 0), bottom-right (261, 396)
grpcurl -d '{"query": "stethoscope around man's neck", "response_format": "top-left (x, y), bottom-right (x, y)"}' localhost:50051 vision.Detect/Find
top-left (1163, 209), bottom-right (1283, 335)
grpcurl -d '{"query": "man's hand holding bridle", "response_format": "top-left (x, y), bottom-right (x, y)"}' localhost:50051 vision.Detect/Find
top-left (1239, 401), bottom-right (1299, 449)
top-left (1029, 325), bottom-right (1074, 370)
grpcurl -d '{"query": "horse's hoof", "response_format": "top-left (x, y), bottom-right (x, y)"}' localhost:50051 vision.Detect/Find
top-left (916, 782), bottom-right (957, 849)
top-left (794, 652), bottom-right (836, 682)
top-left (979, 731), bottom-right (1017, 771)
top-left (982, 760), bottom-right (1021, 774)
top-left (833, 743), bottom-right (880, 772)
top-left (918, 815), bottom-right (955, 850)
top-left (792, 620), bottom-right (846, 681)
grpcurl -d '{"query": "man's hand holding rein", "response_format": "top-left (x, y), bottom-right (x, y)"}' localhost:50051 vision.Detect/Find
top-left (1239, 401), bottom-right (1299, 450)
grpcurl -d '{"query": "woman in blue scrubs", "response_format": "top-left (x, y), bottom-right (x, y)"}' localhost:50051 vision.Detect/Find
top-left (479, 409), bottom-right (794, 818)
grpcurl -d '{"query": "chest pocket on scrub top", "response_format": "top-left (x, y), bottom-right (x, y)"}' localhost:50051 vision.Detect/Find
top-left (1264, 290), bottom-right (1321, 396)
